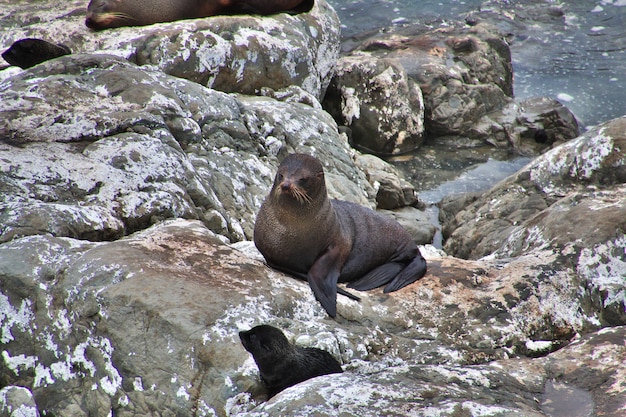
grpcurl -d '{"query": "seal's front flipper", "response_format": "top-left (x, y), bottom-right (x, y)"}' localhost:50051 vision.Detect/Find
top-left (307, 270), bottom-right (339, 318)
top-left (383, 253), bottom-right (427, 293)
top-left (307, 245), bottom-right (344, 317)
top-left (347, 263), bottom-right (404, 291)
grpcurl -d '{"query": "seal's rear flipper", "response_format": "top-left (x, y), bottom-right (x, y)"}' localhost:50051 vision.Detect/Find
top-left (383, 254), bottom-right (427, 293)
top-left (347, 263), bottom-right (404, 291)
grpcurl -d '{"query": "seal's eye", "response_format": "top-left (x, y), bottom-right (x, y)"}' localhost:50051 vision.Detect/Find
top-left (299, 177), bottom-right (309, 186)
top-left (249, 334), bottom-right (258, 344)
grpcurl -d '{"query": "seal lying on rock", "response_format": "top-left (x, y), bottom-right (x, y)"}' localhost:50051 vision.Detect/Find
top-left (85, 0), bottom-right (315, 30)
top-left (239, 325), bottom-right (342, 397)
top-left (253, 153), bottom-right (427, 317)
top-left (2, 39), bottom-right (71, 69)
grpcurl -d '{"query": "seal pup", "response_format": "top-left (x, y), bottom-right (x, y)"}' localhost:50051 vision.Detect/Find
top-left (253, 153), bottom-right (427, 317)
top-left (2, 39), bottom-right (71, 69)
top-left (239, 325), bottom-right (342, 397)
top-left (85, 0), bottom-right (314, 30)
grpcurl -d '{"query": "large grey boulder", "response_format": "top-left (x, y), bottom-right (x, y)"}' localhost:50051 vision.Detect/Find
top-left (0, 0), bottom-right (340, 100)
top-left (0, 54), bottom-right (387, 244)
top-left (442, 116), bottom-right (626, 258)
top-left (350, 23), bottom-right (514, 137)
top-left (441, 116), bottom-right (626, 325)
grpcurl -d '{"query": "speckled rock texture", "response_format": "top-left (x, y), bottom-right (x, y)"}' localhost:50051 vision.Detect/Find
top-left (2, 220), bottom-right (624, 416)
top-left (441, 117), bottom-right (626, 325)
top-left (322, 55), bottom-right (425, 155)
top-left (1, 2), bottom-right (625, 417)
top-left (0, 54), bottom-right (406, 244)
top-left (0, 0), bottom-right (340, 100)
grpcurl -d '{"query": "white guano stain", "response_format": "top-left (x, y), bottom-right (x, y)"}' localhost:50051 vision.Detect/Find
top-left (0, 296), bottom-right (35, 344)
top-left (577, 235), bottom-right (626, 307)
top-left (176, 385), bottom-right (190, 401)
top-left (133, 377), bottom-right (144, 392)
top-left (572, 128), bottom-right (613, 179)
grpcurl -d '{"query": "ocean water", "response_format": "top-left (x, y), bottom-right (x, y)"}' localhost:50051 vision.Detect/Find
top-left (328, 0), bottom-right (626, 129)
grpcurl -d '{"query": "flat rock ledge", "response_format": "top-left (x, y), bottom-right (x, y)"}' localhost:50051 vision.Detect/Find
top-left (1, 220), bottom-right (624, 416)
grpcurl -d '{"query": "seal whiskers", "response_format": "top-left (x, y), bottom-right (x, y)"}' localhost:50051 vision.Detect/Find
top-left (87, 12), bottom-right (137, 28)
top-left (289, 185), bottom-right (312, 205)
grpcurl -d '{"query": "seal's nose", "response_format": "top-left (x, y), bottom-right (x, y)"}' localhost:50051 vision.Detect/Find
top-left (280, 180), bottom-right (292, 191)
top-left (85, 17), bottom-right (97, 29)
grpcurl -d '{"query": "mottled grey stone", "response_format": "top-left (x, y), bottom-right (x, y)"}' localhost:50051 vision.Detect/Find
top-left (323, 55), bottom-right (425, 155)
top-left (0, 0), bottom-right (340, 100)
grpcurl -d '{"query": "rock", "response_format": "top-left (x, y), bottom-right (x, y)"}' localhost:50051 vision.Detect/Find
top-left (240, 327), bottom-right (625, 416)
top-left (0, 0), bottom-right (340, 100)
top-left (328, 22), bottom-right (579, 154)
top-left (0, 54), bottom-right (373, 243)
top-left (441, 117), bottom-right (626, 325)
top-left (0, 386), bottom-right (39, 417)
top-left (2, 220), bottom-right (624, 416)
top-left (322, 55), bottom-right (425, 155)
top-left (355, 23), bottom-right (513, 137)
top-left (438, 192), bottom-right (481, 241)
top-left (472, 96), bottom-right (580, 154)
top-left (442, 116), bottom-right (626, 258)
top-left (379, 207), bottom-right (436, 245)
top-left (353, 153), bottom-right (420, 209)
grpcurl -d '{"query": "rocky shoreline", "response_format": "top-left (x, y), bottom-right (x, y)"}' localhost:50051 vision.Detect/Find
top-left (1, 1), bottom-right (624, 416)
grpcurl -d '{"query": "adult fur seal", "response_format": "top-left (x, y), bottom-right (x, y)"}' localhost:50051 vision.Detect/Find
top-left (239, 325), bottom-right (342, 397)
top-left (253, 153), bottom-right (427, 317)
top-left (2, 39), bottom-right (71, 69)
top-left (85, 0), bottom-right (314, 30)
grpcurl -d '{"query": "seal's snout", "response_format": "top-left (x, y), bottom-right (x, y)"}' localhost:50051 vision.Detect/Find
top-left (280, 180), bottom-right (293, 192)
top-left (85, 17), bottom-right (97, 29)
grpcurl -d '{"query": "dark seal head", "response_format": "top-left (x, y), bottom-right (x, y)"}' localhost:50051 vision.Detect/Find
top-left (85, 0), bottom-right (314, 30)
top-left (2, 39), bottom-right (71, 69)
top-left (254, 153), bottom-right (427, 317)
top-left (239, 324), bottom-right (342, 397)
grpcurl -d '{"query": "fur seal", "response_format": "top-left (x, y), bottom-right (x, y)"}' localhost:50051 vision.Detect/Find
top-left (2, 39), bottom-right (71, 69)
top-left (253, 153), bottom-right (427, 317)
top-left (85, 0), bottom-right (314, 30)
top-left (239, 324), bottom-right (342, 397)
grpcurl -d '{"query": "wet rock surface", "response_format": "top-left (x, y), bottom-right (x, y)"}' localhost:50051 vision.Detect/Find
top-left (327, 22), bottom-right (579, 155)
